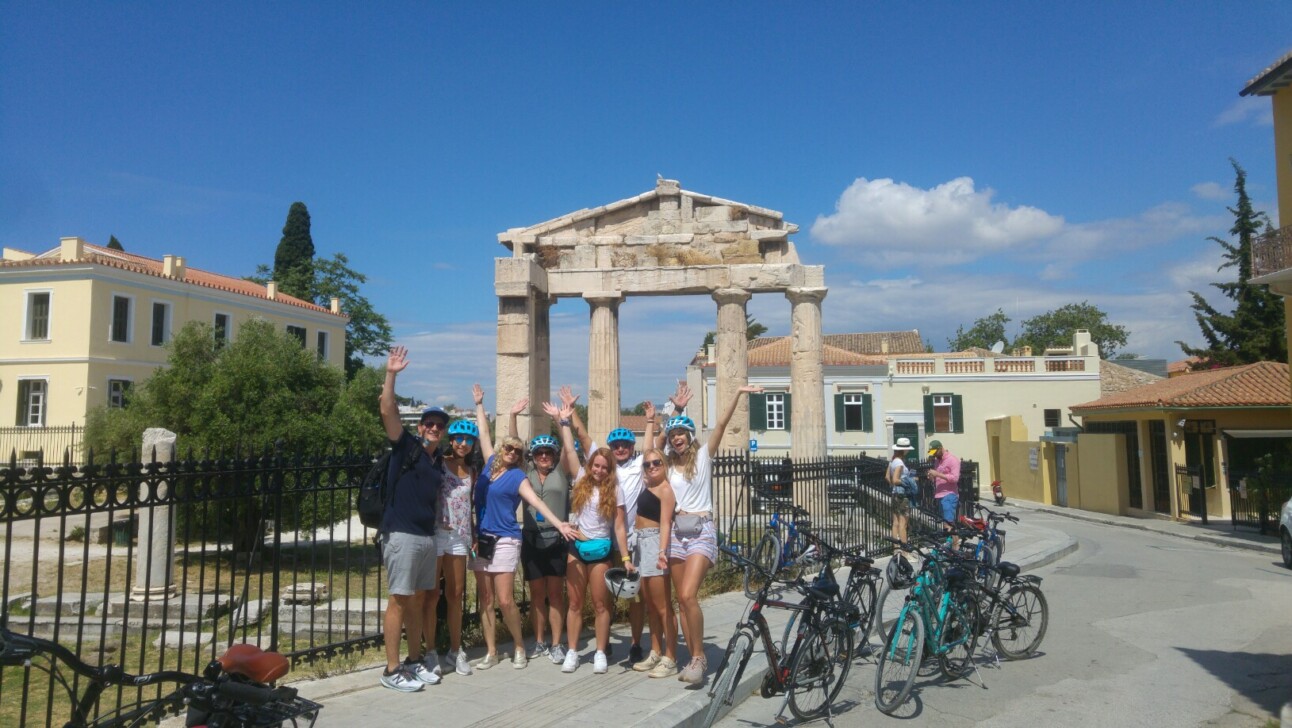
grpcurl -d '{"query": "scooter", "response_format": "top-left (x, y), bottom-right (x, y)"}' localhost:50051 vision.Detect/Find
top-left (991, 479), bottom-right (1006, 505)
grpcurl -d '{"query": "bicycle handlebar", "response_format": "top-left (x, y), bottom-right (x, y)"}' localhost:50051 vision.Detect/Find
top-left (973, 502), bottom-right (1019, 523)
top-left (0, 615), bottom-right (195, 687)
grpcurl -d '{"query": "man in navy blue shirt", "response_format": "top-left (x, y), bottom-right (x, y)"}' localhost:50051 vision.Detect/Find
top-left (378, 345), bottom-right (447, 692)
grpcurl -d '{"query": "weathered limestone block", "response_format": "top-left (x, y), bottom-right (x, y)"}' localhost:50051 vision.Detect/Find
top-left (657, 234), bottom-right (695, 244)
top-left (497, 322), bottom-right (531, 354)
top-left (625, 235), bottom-right (660, 246)
top-left (572, 244), bottom-right (598, 267)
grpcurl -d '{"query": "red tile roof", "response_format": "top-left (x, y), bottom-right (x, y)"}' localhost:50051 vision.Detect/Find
top-left (3, 243), bottom-right (342, 316)
top-left (750, 331), bottom-right (924, 356)
top-left (1072, 361), bottom-right (1290, 411)
top-left (745, 338), bottom-right (884, 367)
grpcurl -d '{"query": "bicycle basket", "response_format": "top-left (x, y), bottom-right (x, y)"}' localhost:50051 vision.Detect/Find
top-left (886, 553), bottom-right (915, 589)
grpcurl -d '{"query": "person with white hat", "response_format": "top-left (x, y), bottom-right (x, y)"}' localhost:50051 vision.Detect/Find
top-left (886, 437), bottom-right (914, 546)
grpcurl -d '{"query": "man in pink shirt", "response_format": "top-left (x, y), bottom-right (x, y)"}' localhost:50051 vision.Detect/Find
top-left (926, 440), bottom-right (961, 528)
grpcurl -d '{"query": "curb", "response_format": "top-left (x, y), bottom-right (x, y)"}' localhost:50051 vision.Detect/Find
top-left (1009, 502), bottom-right (1280, 556)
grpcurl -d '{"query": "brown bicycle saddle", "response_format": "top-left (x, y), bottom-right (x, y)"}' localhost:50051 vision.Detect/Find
top-left (217, 643), bottom-right (290, 684)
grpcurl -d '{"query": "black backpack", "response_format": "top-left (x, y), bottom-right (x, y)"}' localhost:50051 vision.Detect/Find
top-left (357, 445), bottom-right (422, 530)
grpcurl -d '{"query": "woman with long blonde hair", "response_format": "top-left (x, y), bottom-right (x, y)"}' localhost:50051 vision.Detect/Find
top-left (630, 445), bottom-right (678, 678)
top-left (554, 402), bottom-right (633, 674)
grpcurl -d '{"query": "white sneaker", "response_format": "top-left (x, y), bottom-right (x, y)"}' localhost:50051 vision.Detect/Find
top-left (512, 650), bottom-right (528, 669)
top-left (454, 649), bottom-right (473, 676)
top-left (380, 665), bottom-right (424, 692)
top-left (424, 651), bottom-right (443, 677)
top-left (561, 648), bottom-right (580, 673)
top-left (404, 659), bottom-right (441, 685)
top-left (528, 641), bottom-right (550, 660)
top-left (474, 653), bottom-right (501, 670)
top-left (549, 643), bottom-right (567, 665)
top-left (593, 650), bottom-right (608, 674)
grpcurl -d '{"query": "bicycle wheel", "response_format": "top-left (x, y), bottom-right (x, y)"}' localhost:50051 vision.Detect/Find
top-left (787, 622), bottom-right (849, 721)
top-left (872, 575), bottom-right (908, 648)
top-left (874, 606), bottom-right (924, 715)
top-left (991, 583), bottom-right (1049, 660)
top-left (700, 630), bottom-right (755, 728)
top-left (744, 530), bottom-right (780, 597)
top-left (937, 593), bottom-right (980, 679)
top-left (844, 572), bottom-right (878, 653)
top-left (821, 617), bottom-right (855, 705)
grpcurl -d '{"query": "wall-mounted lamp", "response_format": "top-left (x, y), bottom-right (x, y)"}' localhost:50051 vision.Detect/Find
top-left (921, 385), bottom-right (930, 394)
top-left (1176, 419), bottom-right (1187, 428)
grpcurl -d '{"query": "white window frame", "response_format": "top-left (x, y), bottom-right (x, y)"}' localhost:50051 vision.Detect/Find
top-left (933, 394), bottom-right (953, 433)
top-left (17, 377), bottom-right (48, 427)
top-left (107, 378), bottom-right (133, 408)
top-left (766, 392), bottom-right (786, 431)
top-left (23, 289), bottom-right (53, 342)
top-left (213, 312), bottom-right (232, 345)
top-left (109, 293), bottom-right (134, 344)
top-left (842, 393), bottom-right (865, 431)
top-left (316, 330), bottom-right (329, 360)
top-left (149, 299), bottom-right (172, 347)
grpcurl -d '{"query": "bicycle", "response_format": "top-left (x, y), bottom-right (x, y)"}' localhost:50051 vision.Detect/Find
top-left (0, 613), bottom-right (322, 727)
top-left (957, 503), bottom-right (1018, 589)
top-left (701, 543), bottom-right (856, 728)
top-left (968, 559), bottom-right (1050, 661)
top-left (775, 527), bottom-right (882, 659)
top-left (873, 535), bottom-right (981, 715)
top-left (746, 504), bottom-right (818, 595)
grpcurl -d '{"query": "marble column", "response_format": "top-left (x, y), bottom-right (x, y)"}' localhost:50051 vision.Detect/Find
top-left (713, 288), bottom-right (752, 453)
top-left (132, 427), bottom-right (178, 601)
top-left (585, 292), bottom-right (623, 441)
top-left (787, 287), bottom-right (828, 459)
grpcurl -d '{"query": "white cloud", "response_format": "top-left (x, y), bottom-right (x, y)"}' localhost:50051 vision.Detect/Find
top-left (1213, 97), bottom-right (1274, 127)
top-left (811, 176), bottom-right (1064, 265)
top-left (1190, 181), bottom-right (1228, 201)
top-left (1041, 203), bottom-right (1224, 264)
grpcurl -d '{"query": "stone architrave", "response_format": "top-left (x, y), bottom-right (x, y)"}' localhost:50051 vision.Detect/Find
top-left (585, 292), bottom-right (623, 441)
top-left (787, 287), bottom-right (828, 459)
top-left (713, 288), bottom-right (752, 452)
top-left (132, 428), bottom-right (178, 601)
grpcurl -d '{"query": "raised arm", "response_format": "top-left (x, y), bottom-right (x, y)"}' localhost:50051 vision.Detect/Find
top-left (473, 383), bottom-right (495, 461)
top-left (709, 385), bottom-right (763, 453)
top-left (643, 401), bottom-right (657, 453)
top-left (559, 385), bottom-right (593, 454)
top-left (379, 346), bottom-right (410, 442)
top-left (507, 397), bottom-right (529, 439)
top-left (544, 400), bottom-right (581, 477)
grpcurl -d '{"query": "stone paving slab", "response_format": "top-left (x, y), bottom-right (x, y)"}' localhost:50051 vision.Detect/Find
top-left (296, 518), bottom-right (1077, 728)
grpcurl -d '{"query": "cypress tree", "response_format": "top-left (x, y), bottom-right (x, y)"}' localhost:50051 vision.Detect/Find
top-left (1177, 160), bottom-right (1286, 368)
top-left (273, 202), bottom-right (315, 299)
top-left (106, 235), bottom-right (124, 251)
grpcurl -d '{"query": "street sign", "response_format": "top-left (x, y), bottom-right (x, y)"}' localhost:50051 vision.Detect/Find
top-left (750, 439), bottom-right (759, 452)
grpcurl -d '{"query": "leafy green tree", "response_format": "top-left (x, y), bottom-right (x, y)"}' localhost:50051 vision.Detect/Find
top-left (106, 235), bottom-right (124, 251)
top-left (1015, 302), bottom-right (1129, 358)
top-left (948, 309), bottom-right (1011, 351)
top-left (273, 202), bottom-right (315, 300)
top-left (702, 314), bottom-right (769, 348)
top-left (621, 403), bottom-right (647, 416)
top-left (85, 319), bottom-right (385, 547)
top-left (1177, 160), bottom-right (1286, 368)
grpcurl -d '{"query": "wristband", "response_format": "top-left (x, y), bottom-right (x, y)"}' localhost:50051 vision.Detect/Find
top-left (560, 419), bottom-right (571, 426)
top-left (621, 556), bottom-right (631, 564)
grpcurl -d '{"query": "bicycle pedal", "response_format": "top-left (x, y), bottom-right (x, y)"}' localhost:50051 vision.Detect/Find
top-left (775, 717), bottom-right (791, 726)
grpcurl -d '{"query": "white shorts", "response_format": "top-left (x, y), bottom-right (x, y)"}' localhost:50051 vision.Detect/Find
top-left (436, 530), bottom-right (471, 557)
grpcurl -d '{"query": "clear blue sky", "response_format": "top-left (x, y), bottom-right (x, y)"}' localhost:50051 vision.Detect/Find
top-left (3, 2), bottom-right (1289, 410)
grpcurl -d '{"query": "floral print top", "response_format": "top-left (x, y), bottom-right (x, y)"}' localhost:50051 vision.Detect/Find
top-left (439, 464), bottom-right (475, 542)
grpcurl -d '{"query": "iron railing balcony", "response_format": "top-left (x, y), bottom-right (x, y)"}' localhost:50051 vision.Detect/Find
top-left (1252, 224), bottom-right (1292, 278)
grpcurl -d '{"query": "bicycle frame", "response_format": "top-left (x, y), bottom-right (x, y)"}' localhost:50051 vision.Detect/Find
top-left (891, 553), bottom-right (971, 661)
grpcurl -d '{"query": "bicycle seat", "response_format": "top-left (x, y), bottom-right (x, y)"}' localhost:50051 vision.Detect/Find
top-left (218, 643), bottom-right (290, 684)
top-left (804, 579), bottom-right (839, 601)
top-left (957, 515), bottom-right (987, 531)
top-left (996, 562), bottom-right (1020, 579)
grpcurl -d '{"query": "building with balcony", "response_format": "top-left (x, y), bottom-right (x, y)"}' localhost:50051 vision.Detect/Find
top-left (1, 237), bottom-right (348, 459)
top-left (1246, 50), bottom-right (1292, 369)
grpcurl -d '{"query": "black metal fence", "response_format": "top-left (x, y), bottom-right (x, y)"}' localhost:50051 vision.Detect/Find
top-left (1226, 466), bottom-right (1292, 534)
top-left (1, 426), bottom-right (83, 467)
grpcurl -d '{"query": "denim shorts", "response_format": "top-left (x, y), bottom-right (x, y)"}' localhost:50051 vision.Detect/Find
top-left (938, 493), bottom-right (959, 523)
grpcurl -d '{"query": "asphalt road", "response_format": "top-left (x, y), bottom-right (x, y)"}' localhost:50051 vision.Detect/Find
top-left (715, 513), bottom-right (1292, 728)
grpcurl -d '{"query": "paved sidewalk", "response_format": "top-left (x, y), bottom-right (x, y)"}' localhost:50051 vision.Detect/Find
top-left (1000, 498), bottom-right (1282, 557)
top-left (293, 518), bottom-right (1077, 727)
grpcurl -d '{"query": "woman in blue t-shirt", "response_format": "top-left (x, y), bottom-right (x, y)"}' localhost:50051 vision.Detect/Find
top-left (470, 384), bottom-right (576, 671)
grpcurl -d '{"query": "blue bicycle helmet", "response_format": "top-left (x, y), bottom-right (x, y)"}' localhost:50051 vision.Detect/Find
top-left (447, 420), bottom-right (479, 439)
top-left (607, 428), bottom-right (636, 445)
top-left (665, 415), bottom-right (696, 434)
top-left (529, 434), bottom-right (559, 454)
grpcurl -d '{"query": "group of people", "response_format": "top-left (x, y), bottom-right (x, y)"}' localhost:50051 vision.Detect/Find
top-left (375, 345), bottom-right (761, 693)
top-left (885, 436), bottom-right (962, 548)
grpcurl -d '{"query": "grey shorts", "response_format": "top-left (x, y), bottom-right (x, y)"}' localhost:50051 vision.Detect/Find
top-left (634, 528), bottom-right (668, 578)
top-left (382, 531), bottom-right (438, 596)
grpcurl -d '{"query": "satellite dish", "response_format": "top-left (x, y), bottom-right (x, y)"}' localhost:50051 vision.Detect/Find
top-left (990, 341), bottom-right (1005, 354)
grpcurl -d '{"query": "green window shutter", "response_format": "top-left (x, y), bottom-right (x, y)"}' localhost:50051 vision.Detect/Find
top-left (952, 394), bottom-right (964, 433)
top-left (16, 380), bottom-right (31, 425)
top-left (833, 394), bottom-right (845, 432)
top-left (783, 393), bottom-right (792, 431)
top-left (863, 393), bottom-right (873, 432)
top-left (923, 394), bottom-right (935, 432)
top-left (749, 393), bottom-right (767, 431)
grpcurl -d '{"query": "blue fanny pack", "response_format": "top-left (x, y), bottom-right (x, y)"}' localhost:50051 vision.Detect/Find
top-left (574, 537), bottom-right (612, 562)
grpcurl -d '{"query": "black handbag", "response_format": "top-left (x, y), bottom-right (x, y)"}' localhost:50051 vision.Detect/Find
top-left (476, 532), bottom-right (499, 561)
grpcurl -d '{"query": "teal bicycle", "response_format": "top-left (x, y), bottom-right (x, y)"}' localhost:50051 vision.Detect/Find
top-left (873, 535), bottom-right (981, 714)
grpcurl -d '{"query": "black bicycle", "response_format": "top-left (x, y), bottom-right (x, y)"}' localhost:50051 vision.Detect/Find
top-left (0, 614), bottom-right (322, 727)
top-left (701, 544), bottom-right (857, 728)
top-left (775, 527), bottom-right (882, 660)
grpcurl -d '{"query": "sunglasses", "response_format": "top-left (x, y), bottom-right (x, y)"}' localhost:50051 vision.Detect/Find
top-left (533, 449), bottom-right (556, 457)
top-left (502, 444), bottom-right (521, 454)
top-left (643, 459), bottom-right (664, 469)
top-left (610, 441), bottom-right (633, 449)
top-left (450, 435), bottom-right (475, 445)
top-left (422, 420), bottom-right (447, 430)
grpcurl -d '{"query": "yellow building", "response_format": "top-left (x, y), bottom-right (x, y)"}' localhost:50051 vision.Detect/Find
top-left (1, 237), bottom-right (348, 446)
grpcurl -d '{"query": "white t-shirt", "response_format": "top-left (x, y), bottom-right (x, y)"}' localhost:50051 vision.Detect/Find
top-left (668, 444), bottom-right (712, 514)
top-left (572, 463), bottom-right (628, 540)
top-left (590, 442), bottom-right (644, 533)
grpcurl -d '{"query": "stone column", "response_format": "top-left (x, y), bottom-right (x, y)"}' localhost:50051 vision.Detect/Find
top-left (132, 427), bottom-right (177, 601)
top-left (713, 289), bottom-right (752, 452)
top-left (787, 287), bottom-right (828, 459)
top-left (585, 292), bottom-right (623, 441)
top-left (530, 295), bottom-right (552, 440)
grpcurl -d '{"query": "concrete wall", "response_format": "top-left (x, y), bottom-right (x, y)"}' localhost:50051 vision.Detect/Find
top-left (1073, 433), bottom-right (1128, 515)
top-left (986, 416), bottom-right (1050, 505)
